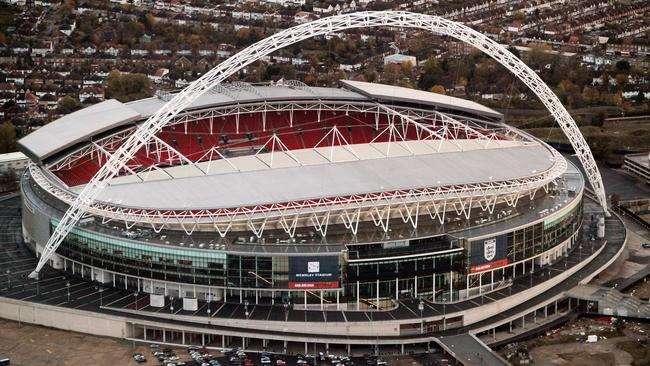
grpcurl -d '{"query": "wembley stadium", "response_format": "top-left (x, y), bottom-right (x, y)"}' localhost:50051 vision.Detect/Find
top-left (7, 11), bottom-right (627, 358)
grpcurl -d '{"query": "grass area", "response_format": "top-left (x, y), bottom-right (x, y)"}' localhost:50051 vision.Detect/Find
top-left (616, 341), bottom-right (650, 366)
top-left (525, 122), bottom-right (650, 159)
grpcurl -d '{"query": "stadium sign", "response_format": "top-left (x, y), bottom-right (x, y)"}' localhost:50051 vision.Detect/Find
top-left (288, 256), bottom-right (339, 289)
top-left (470, 235), bottom-right (508, 273)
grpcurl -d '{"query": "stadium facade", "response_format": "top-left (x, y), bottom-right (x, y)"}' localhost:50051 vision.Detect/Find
top-left (9, 12), bottom-right (622, 354)
top-left (22, 79), bottom-right (585, 318)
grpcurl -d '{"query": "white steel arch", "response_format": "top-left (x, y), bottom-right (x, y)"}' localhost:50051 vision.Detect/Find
top-left (29, 11), bottom-right (607, 277)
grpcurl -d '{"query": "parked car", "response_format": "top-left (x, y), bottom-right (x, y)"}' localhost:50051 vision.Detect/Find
top-left (642, 243), bottom-right (650, 249)
top-left (133, 353), bottom-right (147, 363)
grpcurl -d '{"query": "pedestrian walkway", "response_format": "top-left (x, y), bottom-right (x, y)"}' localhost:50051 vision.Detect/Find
top-left (567, 284), bottom-right (650, 319)
top-left (437, 334), bottom-right (509, 366)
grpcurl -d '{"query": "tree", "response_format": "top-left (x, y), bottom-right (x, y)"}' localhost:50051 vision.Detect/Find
top-left (615, 60), bottom-right (630, 73)
top-left (417, 58), bottom-right (443, 91)
top-left (633, 91), bottom-right (646, 104)
top-left (592, 111), bottom-right (607, 127)
top-left (106, 70), bottom-right (152, 102)
top-left (303, 74), bottom-right (317, 86)
top-left (615, 74), bottom-right (629, 88)
top-left (58, 96), bottom-right (81, 114)
top-left (430, 85), bottom-right (446, 95)
top-left (0, 122), bottom-right (16, 154)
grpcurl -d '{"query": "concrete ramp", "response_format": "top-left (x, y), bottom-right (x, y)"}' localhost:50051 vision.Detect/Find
top-left (436, 333), bottom-right (509, 366)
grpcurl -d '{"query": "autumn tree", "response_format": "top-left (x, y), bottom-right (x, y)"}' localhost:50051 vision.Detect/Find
top-left (0, 122), bottom-right (17, 154)
top-left (58, 96), bottom-right (81, 114)
top-left (106, 70), bottom-right (152, 102)
top-left (417, 58), bottom-right (443, 91)
top-left (430, 85), bottom-right (446, 95)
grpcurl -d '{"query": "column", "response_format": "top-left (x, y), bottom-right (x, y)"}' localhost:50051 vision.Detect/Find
top-left (376, 280), bottom-right (379, 307)
top-left (544, 305), bottom-right (548, 319)
top-left (144, 325), bottom-right (147, 340)
top-left (415, 275), bottom-right (418, 298)
top-left (555, 300), bottom-right (558, 314)
top-left (336, 290), bottom-right (340, 310)
top-left (356, 281), bottom-right (360, 309)
top-left (491, 270), bottom-right (494, 291)
top-left (396, 278), bottom-right (399, 301)
top-left (320, 290), bottom-right (324, 310)
top-left (433, 273), bottom-right (436, 302)
top-left (163, 329), bottom-right (166, 343)
top-left (522, 316), bottom-right (525, 329)
top-left (201, 333), bottom-right (205, 346)
top-left (449, 272), bottom-right (453, 301)
top-left (401, 344), bottom-right (404, 354)
top-left (182, 331), bottom-right (185, 345)
top-left (304, 342), bottom-right (308, 354)
top-left (242, 337), bottom-right (245, 349)
top-left (222, 335), bottom-right (225, 348)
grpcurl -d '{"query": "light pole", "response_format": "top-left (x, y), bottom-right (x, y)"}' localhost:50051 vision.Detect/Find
top-left (66, 281), bottom-right (71, 303)
top-left (5, 269), bottom-right (11, 289)
top-left (134, 293), bottom-right (139, 311)
top-left (207, 293), bottom-right (212, 318)
top-left (244, 299), bottom-right (249, 320)
top-left (418, 299), bottom-right (425, 334)
top-left (99, 287), bottom-right (104, 307)
top-left (284, 302), bottom-right (289, 321)
top-left (170, 296), bottom-right (174, 314)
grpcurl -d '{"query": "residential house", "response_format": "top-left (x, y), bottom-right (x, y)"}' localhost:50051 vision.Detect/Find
top-left (79, 86), bottom-right (104, 102)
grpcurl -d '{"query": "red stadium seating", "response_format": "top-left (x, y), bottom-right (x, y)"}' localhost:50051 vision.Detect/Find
top-left (51, 110), bottom-right (500, 186)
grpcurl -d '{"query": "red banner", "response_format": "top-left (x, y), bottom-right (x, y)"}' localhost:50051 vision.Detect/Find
top-left (470, 259), bottom-right (509, 273)
top-left (288, 281), bottom-right (339, 289)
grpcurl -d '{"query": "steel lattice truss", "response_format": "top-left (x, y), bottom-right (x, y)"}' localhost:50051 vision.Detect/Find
top-left (29, 11), bottom-right (607, 277)
top-left (46, 100), bottom-right (514, 173)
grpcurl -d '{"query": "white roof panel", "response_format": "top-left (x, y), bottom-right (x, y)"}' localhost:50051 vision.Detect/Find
top-left (78, 143), bottom-right (557, 210)
top-left (340, 80), bottom-right (503, 120)
top-left (18, 99), bottom-right (141, 161)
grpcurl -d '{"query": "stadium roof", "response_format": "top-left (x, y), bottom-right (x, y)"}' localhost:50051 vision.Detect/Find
top-left (18, 81), bottom-right (504, 164)
top-left (18, 99), bottom-right (141, 162)
top-left (74, 142), bottom-right (556, 210)
top-left (339, 80), bottom-right (503, 120)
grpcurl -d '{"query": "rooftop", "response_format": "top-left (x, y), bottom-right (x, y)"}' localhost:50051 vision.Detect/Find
top-left (68, 141), bottom-right (555, 211)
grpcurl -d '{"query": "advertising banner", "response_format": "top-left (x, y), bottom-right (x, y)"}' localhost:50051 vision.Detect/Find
top-left (470, 235), bottom-right (508, 273)
top-left (288, 256), bottom-right (339, 289)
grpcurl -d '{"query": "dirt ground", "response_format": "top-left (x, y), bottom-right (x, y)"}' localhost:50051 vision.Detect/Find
top-left (0, 319), bottom-right (193, 366)
top-left (501, 317), bottom-right (650, 366)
